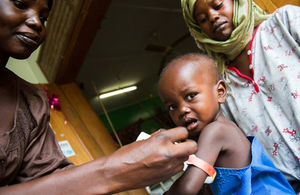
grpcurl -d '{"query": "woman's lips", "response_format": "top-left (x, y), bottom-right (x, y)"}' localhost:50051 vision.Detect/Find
top-left (16, 32), bottom-right (40, 48)
top-left (213, 21), bottom-right (227, 33)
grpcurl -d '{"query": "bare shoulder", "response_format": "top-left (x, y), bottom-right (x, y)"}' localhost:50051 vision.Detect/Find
top-left (196, 117), bottom-right (236, 156)
top-left (199, 116), bottom-right (251, 168)
top-left (199, 116), bottom-right (239, 143)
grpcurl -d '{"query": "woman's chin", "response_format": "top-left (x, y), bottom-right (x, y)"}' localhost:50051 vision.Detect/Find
top-left (11, 52), bottom-right (33, 60)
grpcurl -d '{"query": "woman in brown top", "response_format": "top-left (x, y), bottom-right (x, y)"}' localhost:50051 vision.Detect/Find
top-left (0, 0), bottom-right (197, 194)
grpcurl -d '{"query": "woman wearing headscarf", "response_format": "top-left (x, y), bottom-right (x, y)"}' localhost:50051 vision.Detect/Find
top-left (182, 0), bottom-right (300, 192)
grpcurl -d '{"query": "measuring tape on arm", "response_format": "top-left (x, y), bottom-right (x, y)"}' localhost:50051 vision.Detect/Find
top-left (186, 154), bottom-right (216, 184)
top-left (136, 132), bottom-right (216, 184)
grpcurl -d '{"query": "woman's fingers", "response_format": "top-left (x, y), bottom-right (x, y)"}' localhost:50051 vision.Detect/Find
top-left (152, 126), bottom-right (189, 143)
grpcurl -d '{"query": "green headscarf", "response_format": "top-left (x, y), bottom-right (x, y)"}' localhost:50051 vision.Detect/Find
top-left (181, 0), bottom-right (270, 75)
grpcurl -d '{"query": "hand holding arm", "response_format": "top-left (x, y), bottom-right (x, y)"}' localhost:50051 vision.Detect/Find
top-left (0, 127), bottom-right (197, 195)
top-left (94, 126), bottom-right (198, 193)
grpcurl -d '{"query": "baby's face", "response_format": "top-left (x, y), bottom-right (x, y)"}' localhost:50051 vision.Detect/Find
top-left (193, 0), bottom-right (234, 41)
top-left (158, 59), bottom-right (221, 137)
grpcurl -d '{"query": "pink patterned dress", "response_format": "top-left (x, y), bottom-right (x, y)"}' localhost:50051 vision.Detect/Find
top-left (222, 5), bottom-right (300, 182)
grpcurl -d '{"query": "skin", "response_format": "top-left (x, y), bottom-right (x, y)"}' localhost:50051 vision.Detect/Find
top-left (193, 0), bottom-right (253, 77)
top-left (0, 0), bottom-right (198, 194)
top-left (193, 0), bottom-right (234, 41)
top-left (0, 0), bottom-right (48, 62)
top-left (159, 54), bottom-right (251, 195)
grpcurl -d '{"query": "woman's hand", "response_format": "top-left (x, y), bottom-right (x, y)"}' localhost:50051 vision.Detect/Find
top-left (101, 126), bottom-right (198, 193)
top-left (0, 127), bottom-right (197, 195)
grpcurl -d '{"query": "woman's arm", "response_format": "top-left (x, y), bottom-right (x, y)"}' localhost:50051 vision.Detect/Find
top-left (0, 127), bottom-right (197, 195)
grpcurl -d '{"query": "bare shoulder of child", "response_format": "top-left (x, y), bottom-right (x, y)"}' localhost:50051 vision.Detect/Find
top-left (196, 114), bottom-right (251, 169)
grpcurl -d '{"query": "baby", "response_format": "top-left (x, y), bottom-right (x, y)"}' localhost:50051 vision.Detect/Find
top-left (158, 53), bottom-right (295, 194)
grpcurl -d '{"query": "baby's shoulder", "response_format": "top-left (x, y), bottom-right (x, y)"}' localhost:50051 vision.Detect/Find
top-left (201, 118), bottom-right (241, 142)
top-left (201, 120), bottom-right (231, 138)
top-left (205, 117), bottom-right (237, 132)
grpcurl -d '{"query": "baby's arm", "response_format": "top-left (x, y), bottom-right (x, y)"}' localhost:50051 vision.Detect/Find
top-left (166, 123), bottom-right (226, 195)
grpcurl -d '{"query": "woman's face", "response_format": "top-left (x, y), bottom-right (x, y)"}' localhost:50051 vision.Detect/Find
top-left (0, 0), bottom-right (50, 59)
top-left (193, 0), bottom-right (234, 41)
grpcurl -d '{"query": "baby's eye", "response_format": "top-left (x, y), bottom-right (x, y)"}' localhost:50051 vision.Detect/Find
top-left (187, 93), bottom-right (197, 100)
top-left (167, 105), bottom-right (177, 111)
top-left (13, 0), bottom-right (27, 9)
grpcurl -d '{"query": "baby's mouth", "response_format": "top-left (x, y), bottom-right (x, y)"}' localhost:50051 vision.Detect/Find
top-left (185, 118), bottom-right (198, 131)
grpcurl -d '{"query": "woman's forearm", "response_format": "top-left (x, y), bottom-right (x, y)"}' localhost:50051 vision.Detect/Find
top-left (0, 127), bottom-right (197, 195)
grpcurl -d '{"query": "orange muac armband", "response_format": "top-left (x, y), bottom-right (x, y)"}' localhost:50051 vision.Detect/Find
top-left (136, 132), bottom-right (217, 184)
top-left (186, 154), bottom-right (216, 184)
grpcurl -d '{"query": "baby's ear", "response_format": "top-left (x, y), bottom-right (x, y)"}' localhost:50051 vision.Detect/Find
top-left (217, 80), bottom-right (227, 103)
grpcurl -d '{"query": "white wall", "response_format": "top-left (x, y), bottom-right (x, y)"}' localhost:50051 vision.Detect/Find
top-left (6, 47), bottom-right (48, 84)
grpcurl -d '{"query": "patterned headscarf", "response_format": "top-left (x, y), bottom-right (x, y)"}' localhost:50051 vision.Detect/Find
top-left (181, 0), bottom-right (270, 75)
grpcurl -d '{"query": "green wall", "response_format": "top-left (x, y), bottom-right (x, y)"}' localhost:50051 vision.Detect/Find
top-left (99, 96), bottom-right (166, 134)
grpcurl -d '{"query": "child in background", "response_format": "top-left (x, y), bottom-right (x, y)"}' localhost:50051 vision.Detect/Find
top-left (159, 53), bottom-right (295, 195)
top-left (181, 0), bottom-right (300, 192)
